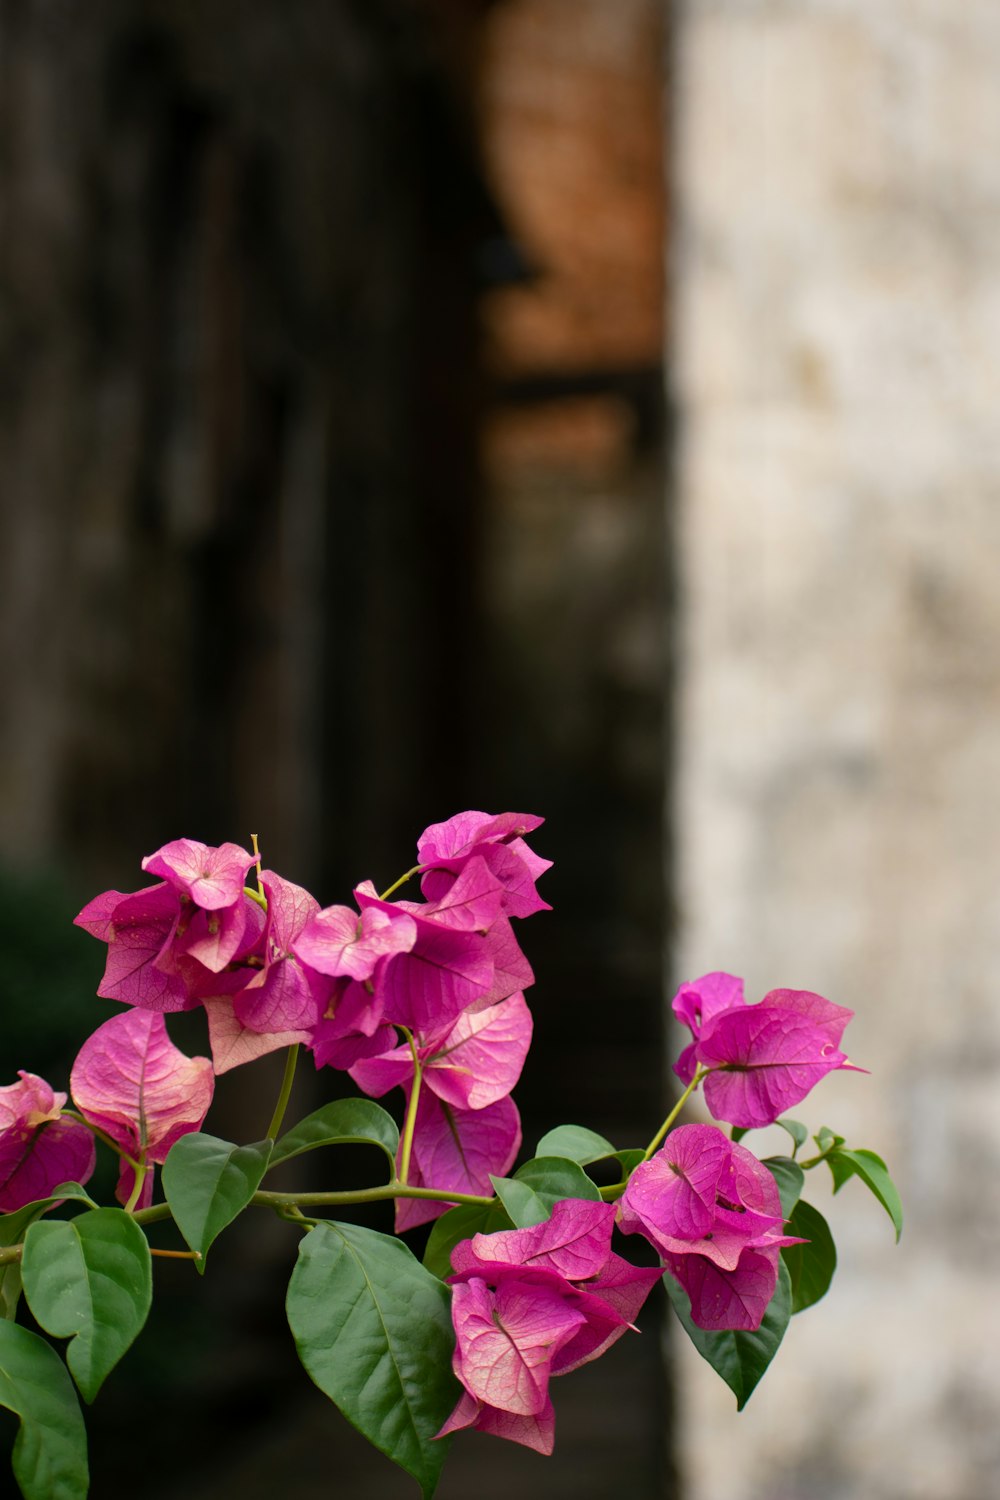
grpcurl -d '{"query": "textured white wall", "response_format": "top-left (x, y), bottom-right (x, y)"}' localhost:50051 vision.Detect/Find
top-left (673, 3), bottom-right (1000, 1497)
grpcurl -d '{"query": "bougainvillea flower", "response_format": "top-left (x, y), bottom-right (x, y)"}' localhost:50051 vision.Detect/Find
top-left (393, 1091), bottom-right (520, 1232)
top-left (696, 988), bottom-right (862, 1128)
top-left (140, 839), bottom-right (255, 910)
top-left (671, 971), bottom-right (745, 1084)
top-left (480, 914), bottom-right (534, 1005)
top-left (438, 1200), bottom-right (660, 1452)
top-left (354, 883), bottom-right (494, 1035)
top-left (406, 856), bottom-right (505, 934)
top-left (619, 1126), bottom-right (802, 1331)
top-left (233, 871), bottom-right (330, 1034)
top-left (307, 978), bottom-right (393, 1071)
top-left (0, 1073), bottom-right (96, 1211)
top-left (439, 1276), bottom-right (584, 1454)
top-left (350, 991), bottom-right (532, 1111)
top-left (417, 811), bottom-right (552, 919)
top-left (71, 1010), bottom-right (213, 1205)
top-left (172, 892), bottom-right (262, 975)
top-left (75, 883), bottom-right (190, 1011)
top-left (294, 901), bottom-right (417, 982)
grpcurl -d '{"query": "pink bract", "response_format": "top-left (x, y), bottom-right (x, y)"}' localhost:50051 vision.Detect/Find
top-left (0, 1073), bottom-right (96, 1211)
top-left (70, 1011), bottom-right (213, 1202)
top-left (393, 1091), bottom-right (520, 1232)
top-left (618, 1125), bottom-right (802, 1331)
top-left (140, 839), bottom-right (255, 910)
top-left (294, 902), bottom-right (417, 982)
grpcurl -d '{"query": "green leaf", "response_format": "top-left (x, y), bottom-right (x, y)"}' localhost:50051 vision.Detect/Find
top-left (665, 1259), bottom-right (792, 1409)
top-left (287, 1221), bottom-right (458, 1499)
top-left (422, 1202), bottom-right (512, 1280)
top-left (490, 1156), bottom-right (601, 1228)
top-left (21, 1209), bottom-right (151, 1403)
top-left (270, 1099), bottom-right (399, 1174)
top-left (0, 1320), bottom-right (88, 1500)
top-left (826, 1147), bottom-right (903, 1242)
top-left (0, 1187), bottom-right (97, 1323)
top-left (782, 1199), bottom-right (837, 1314)
top-left (814, 1125), bottom-right (844, 1153)
top-left (776, 1118), bottom-right (808, 1153)
top-left (162, 1134), bottom-right (272, 1271)
top-left (534, 1124), bottom-right (616, 1165)
top-left (610, 1149), bottom-right (646, 1178)
top-left (763, 1157), bottom-right (805, 1220)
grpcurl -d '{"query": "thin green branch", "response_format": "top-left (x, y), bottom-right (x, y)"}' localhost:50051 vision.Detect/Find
top-left (378, 865), bottom-right (422, 901)
top-left (265, 1044), bottom-right (300, 1142)
top-left (397, 1028), bottom-right (422, 1185)
top-left (642, 1067), bottom-right (709, 1160)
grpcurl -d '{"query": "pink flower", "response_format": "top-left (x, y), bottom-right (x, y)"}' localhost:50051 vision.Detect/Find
top-left (438, 1201), bottom-right (660, 1453)
top-left (70, 1011), bottom-right (213, 1207)
top-left (0, 1073), bottom-right (96, 1211)
top-left (349, 991), bottom-right (533, 1112)
top-left (618, 1125), bottom-right (802, 1331)
top-left (417, 811), bottom-right (552, 920)
top-left (393, 1091), bottom-right (521, 1232)
top-left (672, 974), bottom-right (863, 1128)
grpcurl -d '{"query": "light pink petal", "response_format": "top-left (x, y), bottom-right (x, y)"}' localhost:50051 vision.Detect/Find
top-left (71, 1010), bottom-right (213, 1162)
top-left (450, 1277), bottom-right (584, 1417)
top-left (394, 1092), bottom-right (520, 1232)
top-left (203, 995), bottom-right (310, 1075)
top-left (294, 903), bottom-right (417, 982)
top-left (451, 1198), bottom-right (616, 1281)
top-left (174, 899), bottom-right (250, 973)
top-left (671, 971), bottom-right (745, 1039)
top-left (436, 1389), bottom-right (556, 1456)
top-left (260, 870), bottom-right (320, 953)
top-left (234, 955), bottom-right (326, 1034)
top-left (141, 840), bottom-right (255, 910)
top-left (423, 992), bottom-right (532, 1111)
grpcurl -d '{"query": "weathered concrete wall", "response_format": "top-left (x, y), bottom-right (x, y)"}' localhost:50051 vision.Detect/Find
top-left (673, 3), bottom-right (1000, 1498)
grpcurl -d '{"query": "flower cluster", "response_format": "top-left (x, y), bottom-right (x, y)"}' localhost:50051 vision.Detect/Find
top-left (438, 1200), bottom-right (661, 1452)
top-left (672, 970), bottom-right (862, 1128)
top-left (618, 1123), bottom-right (802, 1329)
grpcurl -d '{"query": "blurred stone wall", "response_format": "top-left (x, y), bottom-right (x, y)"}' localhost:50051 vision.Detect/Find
top-left (673, 3), bottom-right (1000, 1499)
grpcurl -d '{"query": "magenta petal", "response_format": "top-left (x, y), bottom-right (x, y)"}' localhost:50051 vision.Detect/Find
top-left (175, 899), bottom-right (249, 973)
top-left (451, 1198), bottom-right (616, 1282)
top-left (376, 923), bottom-right (494, 1035)
top-left (698, 990), bottom-right (859, 1128)
top-left (666, 1245), bottom-right (781, 1332)
top-left (94, 885), bottom-right (192, 1012)
top-left (71, 1010), bottom-right (213, 1163)
top-left (348, 1042), bottom-right (414, 1099)
top-left (141, 839), bottom-right (255, 910)
top-left (420, 856), bottom-right (504, 933)
top-left (394, 1092), bottom-right (521, 1232)
top-left (417, 811), bottom-right (544, 867)
top-left (0, 1075), bottom-right (96, 1211)
top-left (424, 992), bottom-right (532, 1111)
top-left (619, 1124), bottom-right (730, 1241)
top-left (74, 889), bottom-right (138, 941)
top-left (436, 1389), bottom-right (556, 1456)
top-left (671, 971), bottom-right (745, 1039)
top-left (203, 995), bottom-right (310, 1075)
top-left (479, 915), bottom-right (535, 1005)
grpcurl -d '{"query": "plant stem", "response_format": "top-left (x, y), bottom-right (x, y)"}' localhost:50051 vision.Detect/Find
top-left (60, 1111), bottom-right (141, 1169)
top-left (123, 1157), bottom-right (148, 1214)
top-left (642, 1068), bottom-right (708, 1161)
top-left (252, 1183), bottom-right (495, 1210)
top-left (150, 1248), bottom-right (202, 1261)
top-left (397, 1029), bottom-right (422, 1185)
top-left (266, 1044), bottom-right (300, 1142)
top-left (0, 1246), bottom-right (22, 1264)
top-left (379, 865), bottom-right (422, 901)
